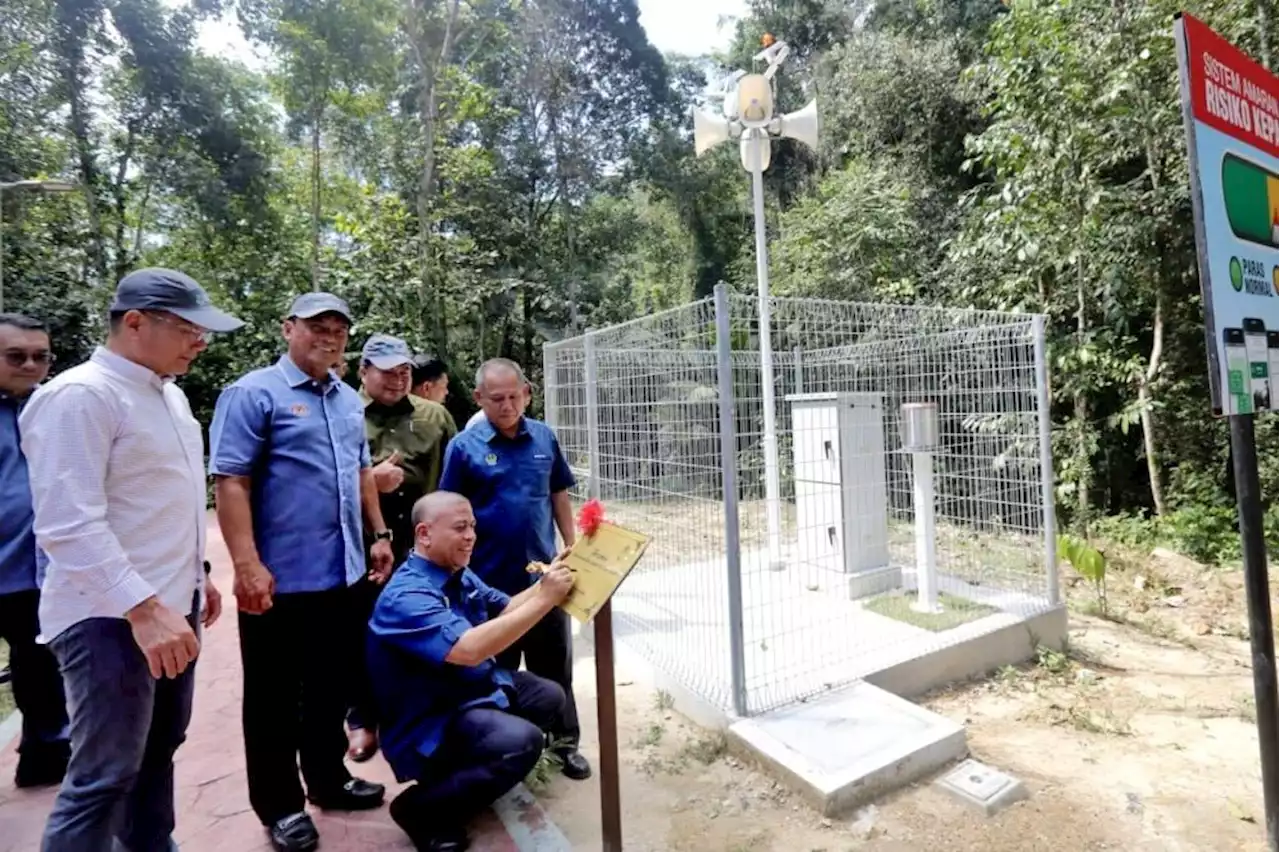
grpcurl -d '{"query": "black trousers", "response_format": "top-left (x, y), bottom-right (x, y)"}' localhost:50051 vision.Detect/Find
top-left (239, 587), bottom-right (354, 825)
top-left (494, 606), bottom-right (579, 747)
top-left (392, 671), bottom-right (564, 840)
top-left (345, 577), bottom-right (381, 732)
top-left (0, 589), bottom-right (69, 763)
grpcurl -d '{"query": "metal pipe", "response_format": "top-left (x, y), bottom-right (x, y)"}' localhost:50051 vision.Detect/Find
top-left (715, 282), bottom-right (749, 717)
top-left (1032, 315), bottom-right (1059, 605)
top-left (584, 330), bottom-right (623, 850)
top-left (748, 133), bottom-right (783, 570)
top-left (1229, 413), bottom-right (1279, 851)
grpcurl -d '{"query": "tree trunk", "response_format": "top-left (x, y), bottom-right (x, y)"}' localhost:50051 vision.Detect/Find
top-left (58, 13), bottom-right (107, 282)
top-left (1138, 289), bottom-right (1166, 515)
top-left (405, 0), bottom-right (461, 353)
top-left (1075, 252), bottom-right (1091, 532)
top-left (310, 114), bottom-right (322, 291)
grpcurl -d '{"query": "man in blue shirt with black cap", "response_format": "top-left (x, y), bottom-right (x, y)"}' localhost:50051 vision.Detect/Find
top-left (0, 312), bottom-right (69, 790)
top-left (210, 292), bottom-right (395, 852)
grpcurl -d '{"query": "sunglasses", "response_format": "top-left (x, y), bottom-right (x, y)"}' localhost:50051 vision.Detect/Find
top-left (3, 350), bottom-right (54, 368)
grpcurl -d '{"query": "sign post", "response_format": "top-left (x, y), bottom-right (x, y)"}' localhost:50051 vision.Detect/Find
top-left (1174, 13), bottom-right (1279, 850)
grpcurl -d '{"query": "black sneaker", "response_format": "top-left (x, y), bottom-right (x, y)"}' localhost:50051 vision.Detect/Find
top-left (268, 812), bottom-right (319, 852)
top-left (308, 777), bottom-right (386, 811)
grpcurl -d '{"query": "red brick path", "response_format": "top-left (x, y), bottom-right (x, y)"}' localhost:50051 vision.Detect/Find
top-left (0, 517), bottom-right (522, 852)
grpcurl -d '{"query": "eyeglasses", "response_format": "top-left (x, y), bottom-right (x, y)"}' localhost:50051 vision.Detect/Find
top-left (3, 349), bottom-right (54, 368)
top-left (145, 312), bottom-right (213, 343)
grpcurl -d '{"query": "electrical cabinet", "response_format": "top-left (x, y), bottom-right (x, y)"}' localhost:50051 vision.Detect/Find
top-left (787, 392), bottom-right (898, 598)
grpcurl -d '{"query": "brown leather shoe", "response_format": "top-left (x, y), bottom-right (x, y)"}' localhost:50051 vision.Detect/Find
top-left (347, 727), bottom-right (379, 763)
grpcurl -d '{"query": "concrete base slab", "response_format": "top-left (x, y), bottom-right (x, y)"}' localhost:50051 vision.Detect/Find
top-left (936, 758), bottom-right (1029, 816)
top-left (727, 681), bottom-right (967, 817)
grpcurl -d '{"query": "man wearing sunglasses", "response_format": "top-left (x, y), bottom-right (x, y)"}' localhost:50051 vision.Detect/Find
top-left (0, 313), bottom-right (69, 790)
top-left (20, 268), bottom-right (243, 852)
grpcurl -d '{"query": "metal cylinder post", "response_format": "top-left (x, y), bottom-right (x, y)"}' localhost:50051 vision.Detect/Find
top-left (1229, 413), bottom-right (1279, 851)
top-left (714, 282), bottom-right (749, 718)
top-left (1032, 316), bottom-right (1060, 606)
top-left (542, 344), bottom-right (558, 432)
top-left (749, 135), bottom-right (783, 570)
top-left (584, 332), bottom-right (623, 852)
top-left (911, 451), bottom-right (940, 613)
top-left (792, 345), bottom-right (803, 396)
top-left (902, 403), bottom-right (941, 614)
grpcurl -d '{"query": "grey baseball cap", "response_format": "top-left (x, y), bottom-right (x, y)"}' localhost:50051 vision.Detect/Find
top-left (287, 292), bottom-right (353, 323)
top-left (362, 334), bottom-right (414, 370)
top-left (110, 268), bottom-right (244, 333)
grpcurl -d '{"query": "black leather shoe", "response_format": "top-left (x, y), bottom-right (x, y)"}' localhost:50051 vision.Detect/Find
top-left (14, 742), bottom-right (70, 789)
top-left (309, 777), bottom-right (386, 811)
top-left (389, 793), bottom-right (471, 851)
top-left (268, 813), bottom-right (319, 852)
top-left (559, 750), bottom-right (592, 780)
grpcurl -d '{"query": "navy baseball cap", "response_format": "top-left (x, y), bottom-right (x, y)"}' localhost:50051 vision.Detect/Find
top-left (110, 268), bottom-right (244, 333)
top-left (362, 334), bottom-right (414, 370)
top-left (287, 292), bottom-right (353, 323)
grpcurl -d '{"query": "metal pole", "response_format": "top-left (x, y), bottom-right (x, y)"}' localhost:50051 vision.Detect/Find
top-left (1032, 315), bottom-right (1059, 605)
top-left (542, 344), bottom-right (558, 431)
top-left (749, 133), bottom-right (783, 570)
top-left (792, 344), bottom-right (803, 395)
top-left (1229, 414), bottom-right (1279, 851)
top-left (714, 282), bottom-right (749, 718)
top-left (911, 451), bottom-right (940, 614)
top-left (584, 331), bottom-right (623, 852)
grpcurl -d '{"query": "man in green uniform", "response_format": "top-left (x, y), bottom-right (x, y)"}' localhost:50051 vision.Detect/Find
top-left (346, 334), bottom-right (457, 761)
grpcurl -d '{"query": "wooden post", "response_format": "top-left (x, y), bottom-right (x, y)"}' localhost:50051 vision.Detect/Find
top-left (594, 602), bottom-right (622, 851)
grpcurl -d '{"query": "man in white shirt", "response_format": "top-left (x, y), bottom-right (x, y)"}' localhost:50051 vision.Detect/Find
top-left (20, 268), bottom-right (244, 852)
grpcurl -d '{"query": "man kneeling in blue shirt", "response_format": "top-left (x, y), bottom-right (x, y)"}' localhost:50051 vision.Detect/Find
top-left (368, 491), bottom-right (575, 851)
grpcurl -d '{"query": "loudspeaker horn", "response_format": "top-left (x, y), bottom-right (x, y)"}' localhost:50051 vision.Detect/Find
top-left (778, 98), bottom-right (819, 150)
top-left (693, 108), bottom-right (732, 157)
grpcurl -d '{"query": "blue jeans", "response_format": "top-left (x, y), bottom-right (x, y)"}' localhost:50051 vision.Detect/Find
top-left (41, 600), bottom-right (198, 852)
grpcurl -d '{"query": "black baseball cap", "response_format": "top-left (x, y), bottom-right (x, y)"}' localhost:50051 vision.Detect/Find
top-left (110, 268), bottom-right (244, 333)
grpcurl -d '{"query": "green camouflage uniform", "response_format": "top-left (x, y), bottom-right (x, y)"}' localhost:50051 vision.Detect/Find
top-left (360, 390), bottom-right (457, 565)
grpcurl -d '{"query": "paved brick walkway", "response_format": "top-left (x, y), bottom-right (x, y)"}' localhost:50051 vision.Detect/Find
top-left (0, 516), bottom-right (558, 852)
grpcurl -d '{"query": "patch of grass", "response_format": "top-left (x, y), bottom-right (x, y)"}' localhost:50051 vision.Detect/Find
top-left (653, 689), bottom-right (674, 711)
top-left (523, 736), bottom-right (573, 793)
top-left (680, 731), bottom-right (728, 765)
top-left (634, 723), bottom-right (664, 747)
top-left (863, 591), bottom-right (998, 632)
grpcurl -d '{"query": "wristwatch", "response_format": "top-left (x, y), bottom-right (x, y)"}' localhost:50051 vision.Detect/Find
top-left (373, 529), bottom-right (393, 543)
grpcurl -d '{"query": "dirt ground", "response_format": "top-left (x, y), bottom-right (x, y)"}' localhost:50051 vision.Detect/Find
top-left (536, 545), bottom-right (1276, 852)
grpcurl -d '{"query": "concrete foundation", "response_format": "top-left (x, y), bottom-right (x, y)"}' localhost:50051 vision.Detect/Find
top-left (935, 758), bottom-right (1029, 816)
top-left (727, 681), bottom-right (967, 817)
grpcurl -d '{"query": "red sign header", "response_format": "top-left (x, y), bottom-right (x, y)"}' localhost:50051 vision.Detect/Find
top-left (1181, 12), bottom-right (1279, 156)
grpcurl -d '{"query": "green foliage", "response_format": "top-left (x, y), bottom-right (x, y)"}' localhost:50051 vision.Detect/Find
top-left (1058, 533), bottom-right (1107, 611)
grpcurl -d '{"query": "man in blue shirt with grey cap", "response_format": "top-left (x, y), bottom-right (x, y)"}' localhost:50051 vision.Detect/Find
top-left (22, 268), bottom-right (242, 852)
top-left (210, 292), bottom-right (395, 852)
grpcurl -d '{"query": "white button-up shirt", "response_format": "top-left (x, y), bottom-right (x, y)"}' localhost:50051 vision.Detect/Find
top-left (20, 347), bottom-right (207, 642)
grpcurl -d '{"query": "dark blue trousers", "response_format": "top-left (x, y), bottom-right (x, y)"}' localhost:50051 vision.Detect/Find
top-left (392, 671), bottom-right (565, 837)
top-left (41, 600), bottom-right (199, 852)
top-left (0, 590), bottom-right (69, 768)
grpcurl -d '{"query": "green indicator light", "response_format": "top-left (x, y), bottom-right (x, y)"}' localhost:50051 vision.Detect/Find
top-left (1222, 153), bottom-right (1279, 248)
